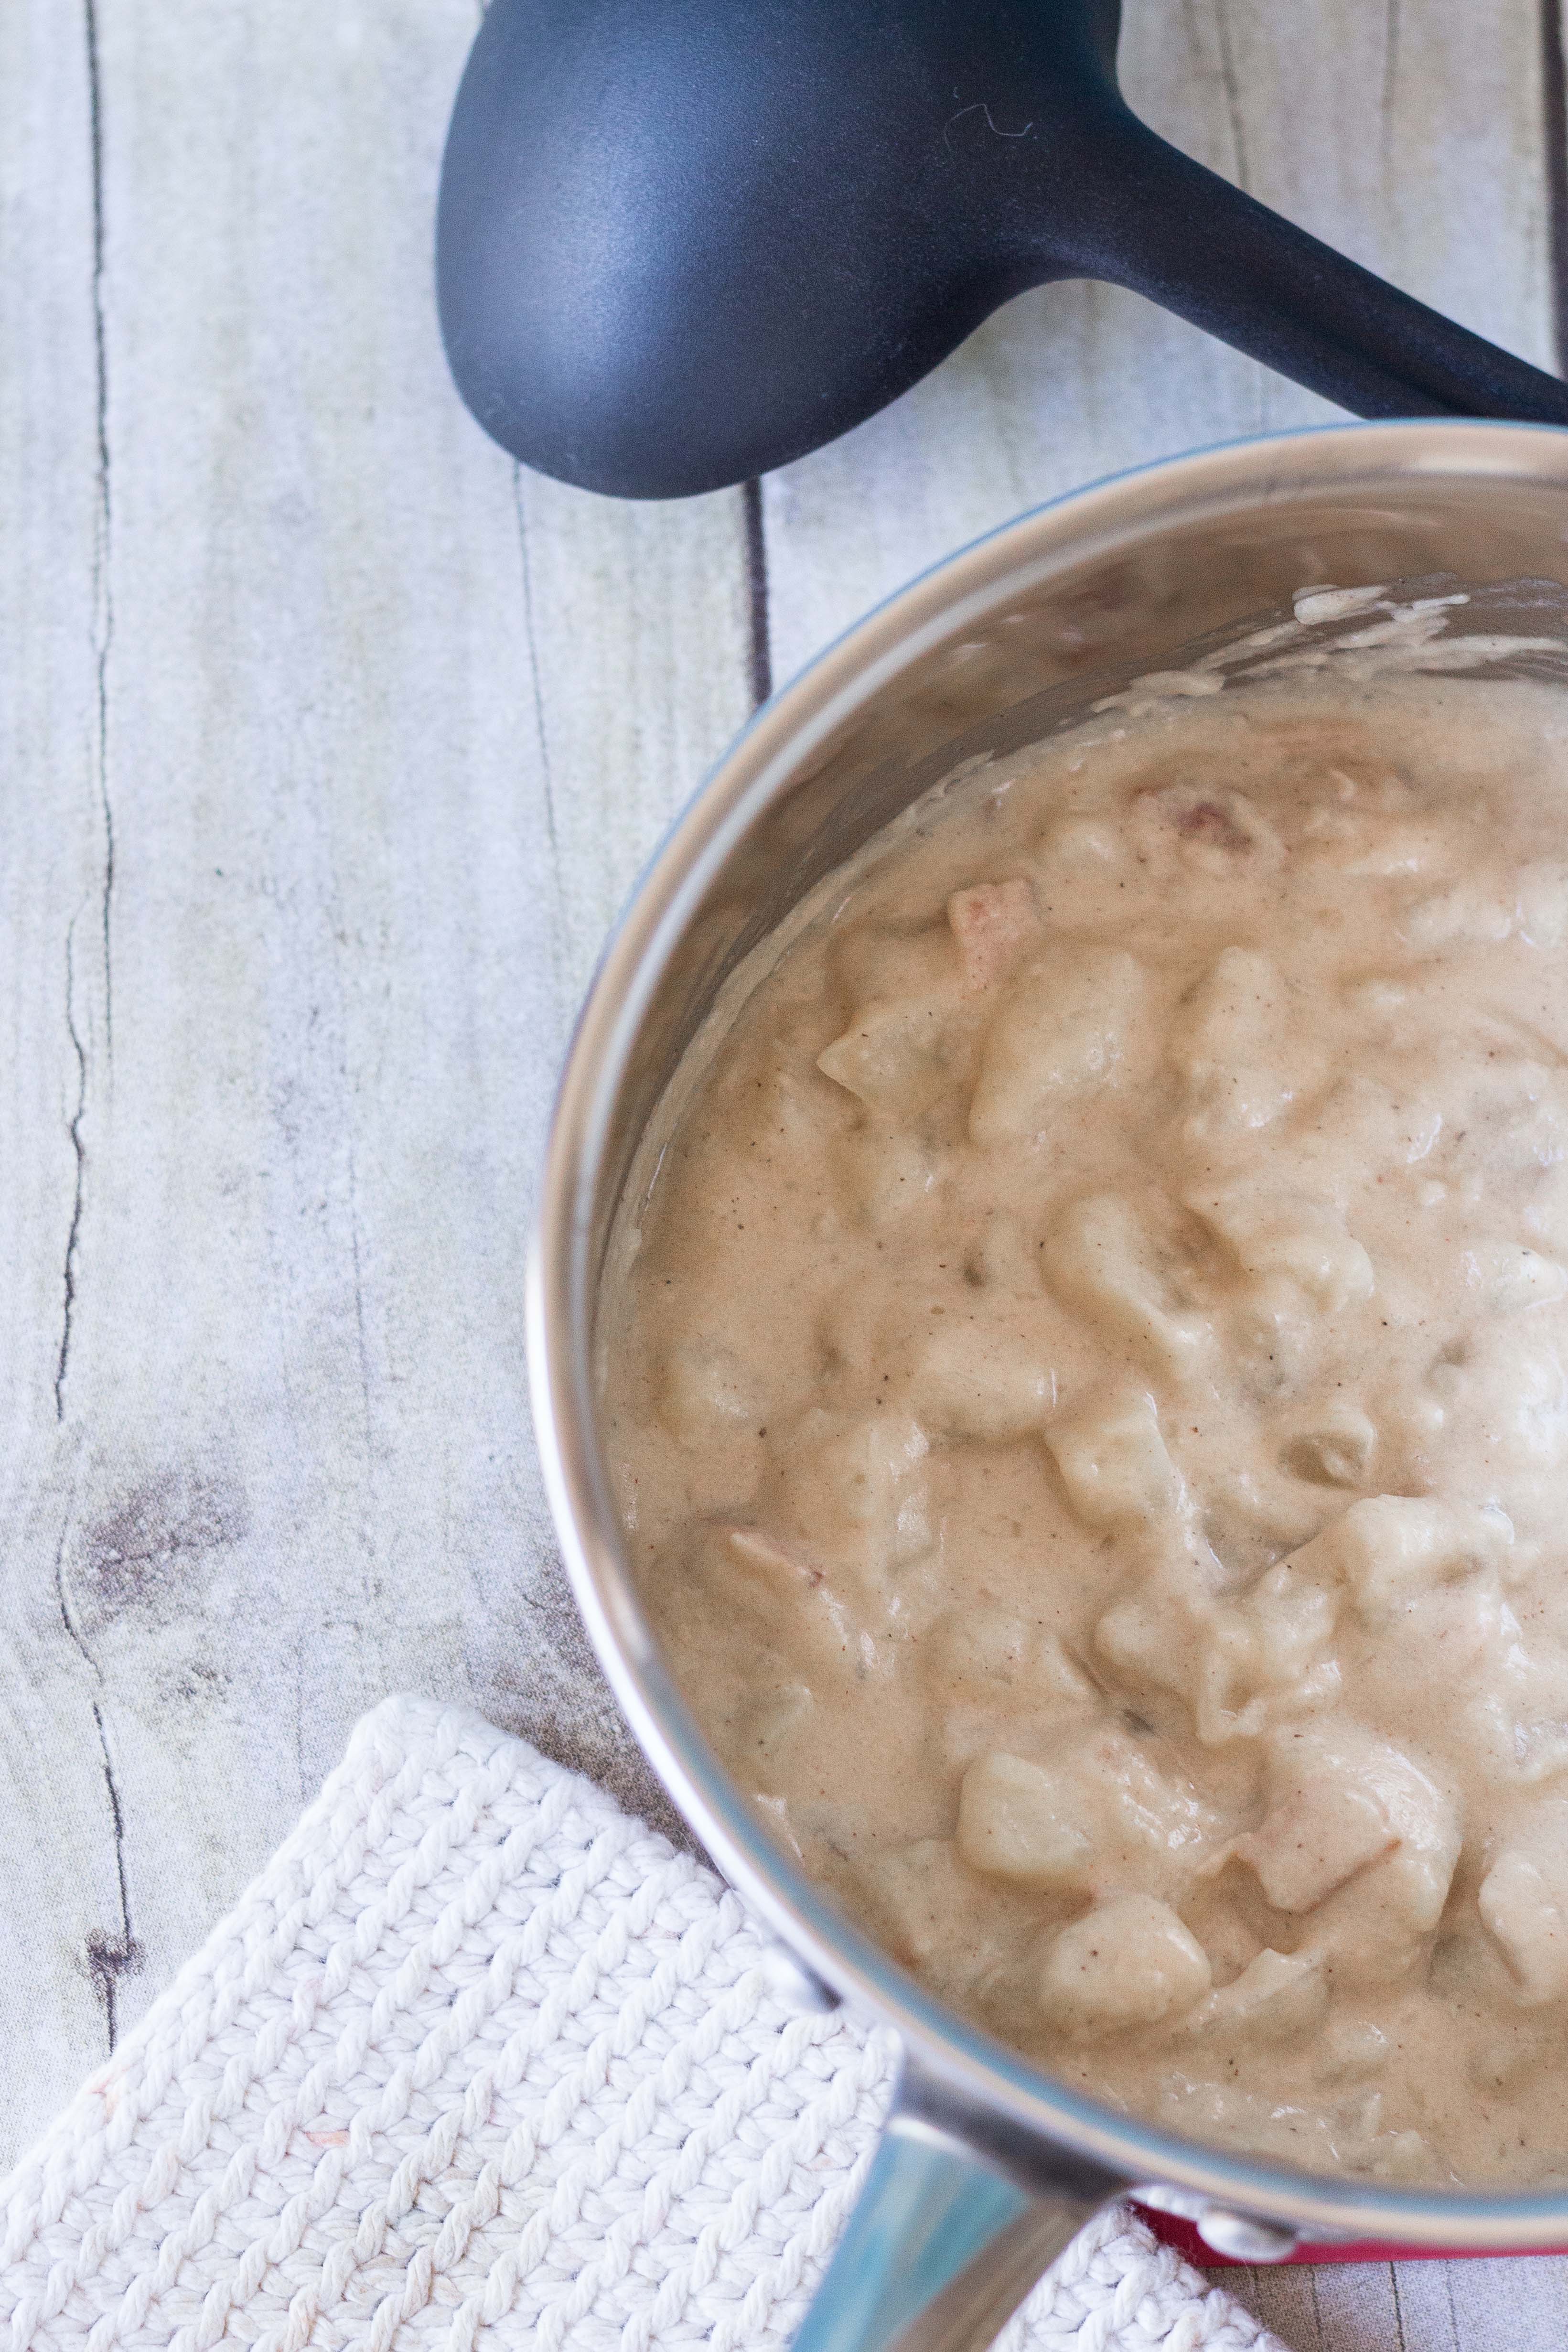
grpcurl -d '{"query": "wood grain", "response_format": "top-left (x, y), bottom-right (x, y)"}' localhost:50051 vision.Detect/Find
top-left (761, 0), bottom-right (1558, 690)
top-left (1232, 2252), bottom-right (1568, 2351)
top-left (4, 0), bottom-right (1568, 2341)
top-left (0, 0), bottom-right (132, 2148)
top-left (0, 0), bottom-right (750, 2144)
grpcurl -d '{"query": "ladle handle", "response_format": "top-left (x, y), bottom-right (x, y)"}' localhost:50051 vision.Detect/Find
top-left (791, 2055), bottom-right (1117, 2352)
top-left (1079, 110), bottom-right (1568, 424)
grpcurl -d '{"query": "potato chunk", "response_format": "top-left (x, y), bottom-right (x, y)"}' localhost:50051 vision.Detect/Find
top-left (924, 1611), bottom-right (1097, 1708)
top-left (1043, 1194), bottom-right (1206, 1374)
top-left (908, 1307), bottom-right (1056, 1440)
top-left (968, 948), bottom-right (1146, 1145)
top-left (1189, 1184), bottom-right (1374, 1314)
top-left (957, 1752), bottom-right (1093, 1889)
top-left (827, 1124), bottom-right (943, 1232)
top-left (1282, 1494), bottom-right (1512, 1628)
top-left (721, 1528), bottom-right (867, 1675)
top-left (1186, 1948), bottom-right (1327, 2046)
top-left (1461, 1241), bottom-right (1568, 1315)
top-left (1199, 1560), bottom-right (1340, 1737)
top-left (1040, 1893), bottom-right (1212, 2037)
top-left (659, 1335), bottom-right (761, 1441)
top-left (1169, 947), bottom-right (1304, 1136)
top-left (1045, 1387), bottom-right (1183, 1529)
top-left (818, 996), bottom-right (957, 1116)
top-left (1405, 862), bottom-right (1568, 951)
top-left (1479, 1804), bottom-right (1568, 2005)
top-left (1234, 1722), bottom-right (1459, 1976)
top-left (1283, 1397), bottom-right (1377, 1486)
top-left (956, 1729), bottom-right (1210, 1894)
top-left (1235, 1722), bottom-right (1436, 1912)
top-left (775, 1407), bottom-right (932, 1596)
top-left (1098, 1556), bottom-right (1339, 1746)
top-left (857, 1838), bottom-right (984, 1976)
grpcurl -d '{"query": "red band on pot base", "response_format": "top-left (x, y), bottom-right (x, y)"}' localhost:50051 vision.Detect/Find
top-left (1134, 2204), bottom-right (1568, 2267)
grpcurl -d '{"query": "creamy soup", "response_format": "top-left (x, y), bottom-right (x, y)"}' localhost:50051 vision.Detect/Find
top-left (601, 654), bottom-right (1568, 2185)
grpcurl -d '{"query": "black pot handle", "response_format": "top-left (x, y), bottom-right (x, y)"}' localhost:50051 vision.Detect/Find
top-left (1078, 108), bottom-right (1568, 423)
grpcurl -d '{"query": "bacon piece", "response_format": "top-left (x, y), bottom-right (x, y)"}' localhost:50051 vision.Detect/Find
top-left (946, 877), bottom-right (1038, 994)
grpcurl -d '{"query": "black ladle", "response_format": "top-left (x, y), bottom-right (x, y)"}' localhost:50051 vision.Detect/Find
top-left (436, 0), bottom-right (1568, 501)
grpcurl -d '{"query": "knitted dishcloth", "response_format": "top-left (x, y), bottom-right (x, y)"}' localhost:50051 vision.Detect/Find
top-left (0, 1696), bottom-right (1284, 2352)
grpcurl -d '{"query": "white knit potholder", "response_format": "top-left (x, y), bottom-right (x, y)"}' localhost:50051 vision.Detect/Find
top-left (0, 1697), bottom-right (1284, 2352)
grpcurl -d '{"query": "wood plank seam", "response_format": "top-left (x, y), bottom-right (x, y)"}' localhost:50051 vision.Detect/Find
top-left (85, 1697), bottom-right (136, 2047)
top-left (52, 1484), bottom-right (138, 2060)
top-left (55, 918), bottom-right (88, 1419)
top-left (1543, 0), bottom-right (1568, 372)
top-left (744, 475), bottom-right (772, 705)
top-left (56, 0), bottom-right (115, 1427)
top-left (84, 0), bottom-right (115, 1064)
top-left (511, 457), bottom-right (569, 1025)
top-left (65, 0), bottom-right (129, 2067)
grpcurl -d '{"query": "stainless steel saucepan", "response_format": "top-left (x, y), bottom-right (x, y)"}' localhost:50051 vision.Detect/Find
top-left (528, 421), bottom-right (1568, 2352)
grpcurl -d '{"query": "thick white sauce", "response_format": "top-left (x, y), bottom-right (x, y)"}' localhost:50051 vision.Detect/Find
top-left (603, 668), bottom-right (1568, 2184)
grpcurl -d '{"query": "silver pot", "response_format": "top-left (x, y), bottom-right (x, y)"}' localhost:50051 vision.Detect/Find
top-left (528, 421), bottom-right (1568, 2352)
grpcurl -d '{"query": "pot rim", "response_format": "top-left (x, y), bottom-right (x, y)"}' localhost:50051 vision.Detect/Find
top-left (528, 417), bottom-right (1568, 2247)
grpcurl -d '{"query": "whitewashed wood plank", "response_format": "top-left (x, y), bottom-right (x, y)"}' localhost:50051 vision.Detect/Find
top-left (762, 0), bottom-right (1556, 687)
top-left (1440, 2252), bottom-right (1568, 2337)
top-left (514, 473), bottom-right (754, 1019)
top-left (1216, 2247), bottom-right (1568, 2349)
top-left (1241, 2249), bottom-right (1568, 2351)
top-left (0, 0), bottom-right (137, 2140)
top-left (1218, 2264), bottom-right (1319, 2352)
top-left (1232, 2260), bottom-right (1408, 2352)
top-left (467, 469), bottom-right (752, 1810)
top-left (1213, 0), bottom-right (1553, 386)
top-left (0, 0), bottom-right (752, 2166)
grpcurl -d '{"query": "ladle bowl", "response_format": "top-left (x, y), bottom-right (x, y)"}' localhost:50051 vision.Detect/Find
top-left (436, 0), bottom-right (1568, 498)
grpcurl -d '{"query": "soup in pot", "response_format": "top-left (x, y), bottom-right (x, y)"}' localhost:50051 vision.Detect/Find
top-left (601, 647), bottom-right (1568, 2185)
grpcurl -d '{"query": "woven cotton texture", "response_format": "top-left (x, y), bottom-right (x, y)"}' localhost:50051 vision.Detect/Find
top-left (0, 1697), bottom-right (1284, 2352)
